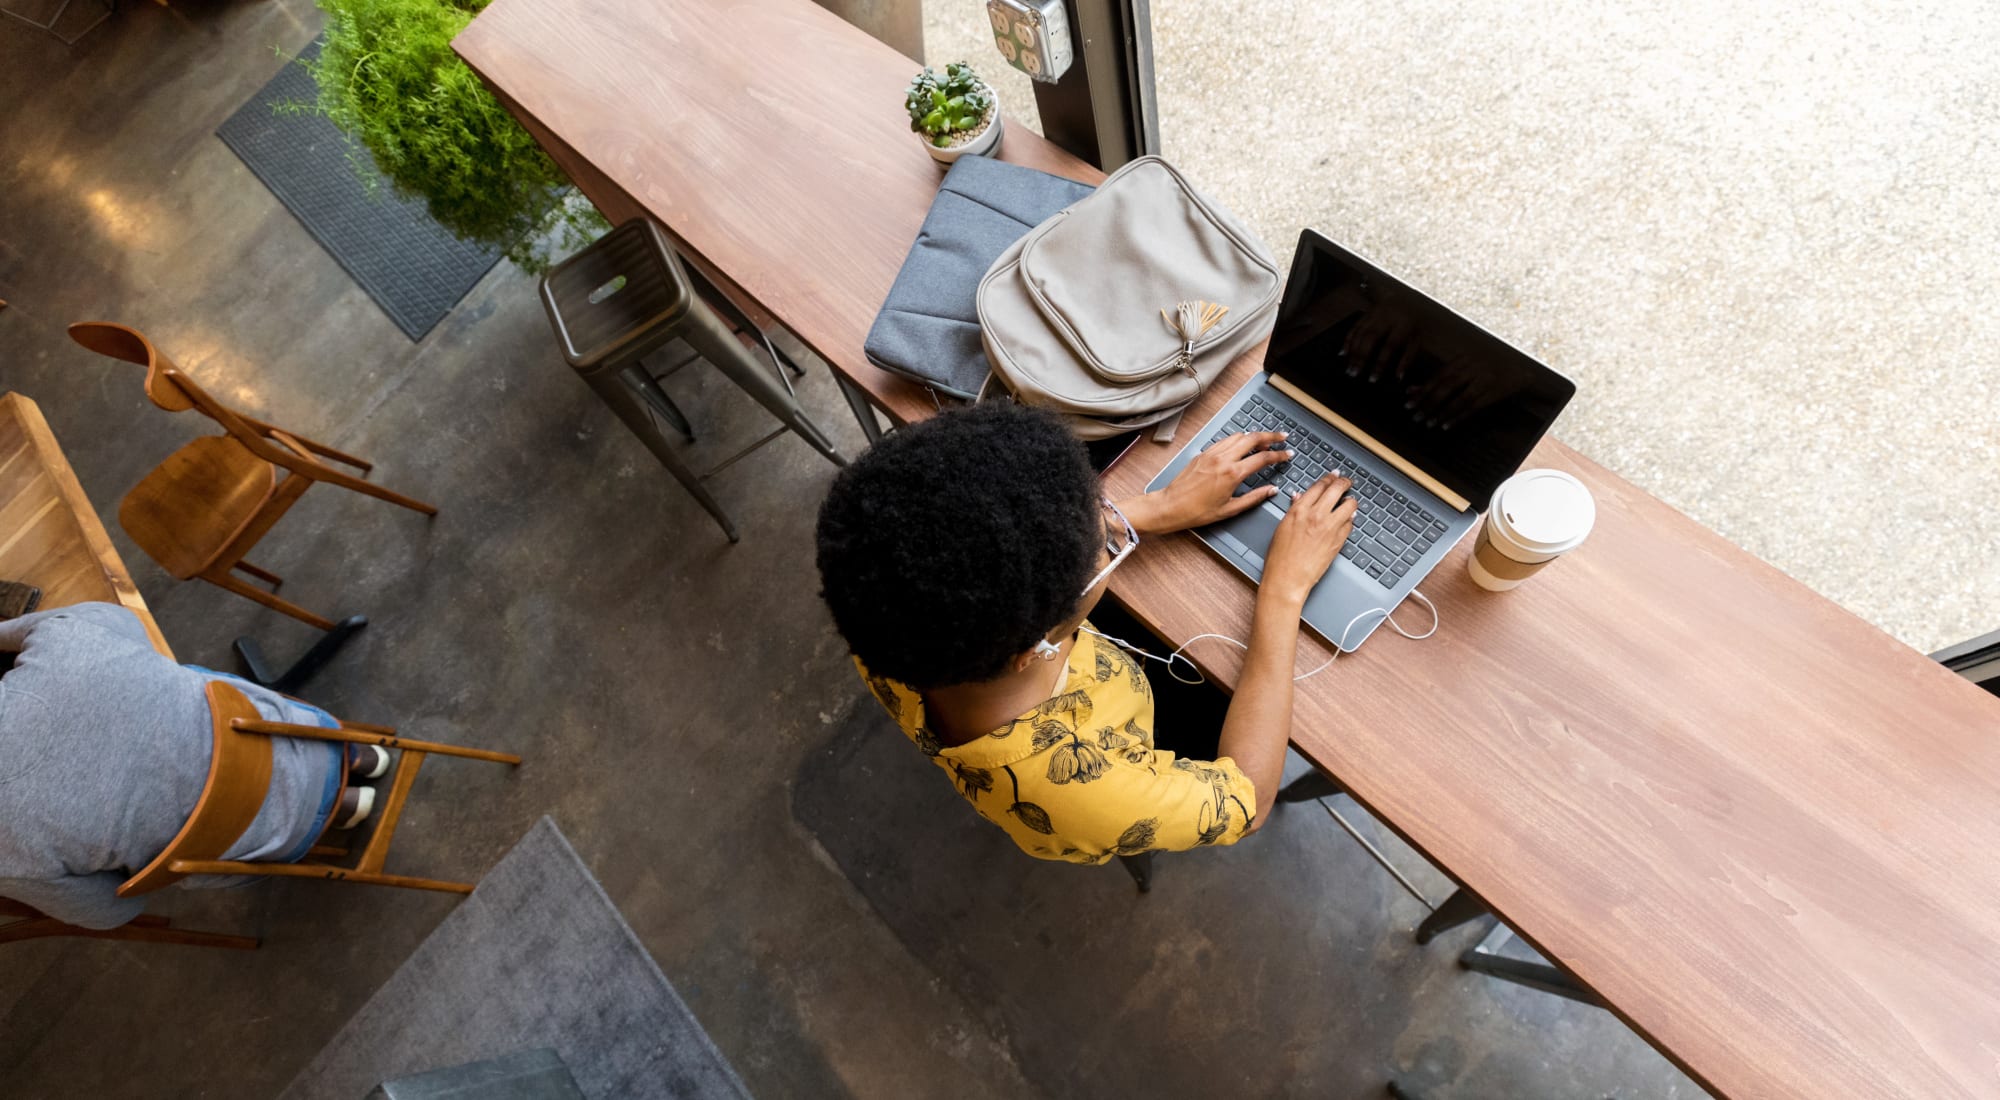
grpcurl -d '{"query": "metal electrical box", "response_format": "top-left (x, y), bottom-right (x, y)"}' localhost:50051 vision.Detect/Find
top-left (986, 0), bottom-right (1074, 82)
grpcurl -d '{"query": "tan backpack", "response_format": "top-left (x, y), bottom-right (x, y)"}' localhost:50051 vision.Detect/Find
top-left (976, 156), bottom-right (1282, 439)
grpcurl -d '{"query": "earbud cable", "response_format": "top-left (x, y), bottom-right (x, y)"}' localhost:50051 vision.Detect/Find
top-left (1081, 590), bottom-right (1438, 685)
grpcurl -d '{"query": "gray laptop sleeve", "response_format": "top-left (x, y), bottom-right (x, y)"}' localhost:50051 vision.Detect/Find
top-left (864, 155), bottom-right (1095, 400)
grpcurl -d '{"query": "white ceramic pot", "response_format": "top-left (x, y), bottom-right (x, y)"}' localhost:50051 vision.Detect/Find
top-left (923, 89), bottom-right (1004, 165)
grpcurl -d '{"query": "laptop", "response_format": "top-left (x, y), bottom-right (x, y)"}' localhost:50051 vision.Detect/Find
top-left (1146, 229), bottom-right (1576, 651)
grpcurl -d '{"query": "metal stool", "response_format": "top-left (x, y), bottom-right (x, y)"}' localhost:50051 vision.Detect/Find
top-left (539, 219), bottom-right (845, 542)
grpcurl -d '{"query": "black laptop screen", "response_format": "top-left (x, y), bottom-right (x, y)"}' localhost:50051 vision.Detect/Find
top-left (1265, 231), bottom-right (1575, 509)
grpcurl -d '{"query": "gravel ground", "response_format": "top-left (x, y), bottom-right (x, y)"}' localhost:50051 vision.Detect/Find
top-left (926, 0), bottom-right (1999, 653)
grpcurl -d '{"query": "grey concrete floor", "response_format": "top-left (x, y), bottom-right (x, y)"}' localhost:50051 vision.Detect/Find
top-left (3, 1), bottom-right (1967, 1099)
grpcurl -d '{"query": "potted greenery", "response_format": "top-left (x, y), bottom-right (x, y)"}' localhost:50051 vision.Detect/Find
top-left (905, 61), bottom-right (1002, 165)
top-left (289, 0), bottom-right (603, 271)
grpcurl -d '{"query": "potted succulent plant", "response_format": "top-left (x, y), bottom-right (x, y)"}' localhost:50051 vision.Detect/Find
top-left (905, 61), bottom-right (1002, 165)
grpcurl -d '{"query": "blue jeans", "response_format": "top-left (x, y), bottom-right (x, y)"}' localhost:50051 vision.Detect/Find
top-left (187, 667), bottom-right (344, 864)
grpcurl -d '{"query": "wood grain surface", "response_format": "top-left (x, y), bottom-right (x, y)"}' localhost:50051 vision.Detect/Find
top-left (0, 393), bottom-right (172, 657)
top-left (454, 0), bottom-right (1097, 427)
top-left (456, 2), bottom-right (2000, 1095)
top-left (1102, 347), bottom-right (2000, 1100)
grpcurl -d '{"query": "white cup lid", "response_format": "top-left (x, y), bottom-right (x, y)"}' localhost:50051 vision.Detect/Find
top-left (1492, 469), bottom-right (1595, 554)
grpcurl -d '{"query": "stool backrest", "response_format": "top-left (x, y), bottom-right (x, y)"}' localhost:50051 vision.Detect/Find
top-left (119, 681), bottom-right (276, 897)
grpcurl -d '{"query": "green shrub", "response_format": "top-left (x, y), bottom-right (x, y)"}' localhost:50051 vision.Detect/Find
top-left (287, 0), bottom-right (602, 270)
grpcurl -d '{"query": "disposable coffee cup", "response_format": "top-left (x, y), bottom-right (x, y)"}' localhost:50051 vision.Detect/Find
top-left (1468, 469), bottom-right (1595, 592)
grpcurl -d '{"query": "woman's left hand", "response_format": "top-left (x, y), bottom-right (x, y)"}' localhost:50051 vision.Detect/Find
top-left (1117, 431), bottom-right (1291, 536)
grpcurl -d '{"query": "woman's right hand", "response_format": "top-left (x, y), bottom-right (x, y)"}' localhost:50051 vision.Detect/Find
top-left (1260, 474), bottom-right (1357, 610)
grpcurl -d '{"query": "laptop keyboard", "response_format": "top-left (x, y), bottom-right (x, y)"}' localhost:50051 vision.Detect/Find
top-left (1210, 395), bottom-right (1449, 588)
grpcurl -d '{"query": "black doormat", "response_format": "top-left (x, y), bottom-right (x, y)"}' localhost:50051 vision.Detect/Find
top-left (217, 36), bottom-right (507, 342)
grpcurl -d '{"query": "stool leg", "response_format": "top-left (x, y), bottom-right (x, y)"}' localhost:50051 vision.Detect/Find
top-left (579, 365), bottom-right (739, 542)
top-left (679, 299), bottom-right (847, 468)
top-left (626, 363), bottom-right (696, 441)
top-left (836, 373), bottom-right (885, 444)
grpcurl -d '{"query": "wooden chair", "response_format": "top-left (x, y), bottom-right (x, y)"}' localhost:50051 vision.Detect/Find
top-left (118, 682), bottom-right (522, 899)
top-left (0, 896), bottom-right (259, 950)
top-left (68, 322), bottom-right (437, 631)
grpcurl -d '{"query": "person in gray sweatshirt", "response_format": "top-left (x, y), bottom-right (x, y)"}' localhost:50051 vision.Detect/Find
top-left (0, 601), bottom-right (383, 929)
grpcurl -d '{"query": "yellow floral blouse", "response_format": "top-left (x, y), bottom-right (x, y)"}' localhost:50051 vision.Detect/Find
top-left (858, 624), bottom-right (1258, 863)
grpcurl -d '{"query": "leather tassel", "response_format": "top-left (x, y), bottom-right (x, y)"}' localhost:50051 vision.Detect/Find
top-left (1159, 299), bottom-right (1229, 378)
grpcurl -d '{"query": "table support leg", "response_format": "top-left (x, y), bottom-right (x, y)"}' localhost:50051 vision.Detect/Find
top-left (1459, 918), bottom-right (1601, 1005)
top-left (835, 372), bottom-right (885, 445)
top-left (1414, 886), bottom-right (1489, 944)
top-left (234, 615), bottom-right (368, 694)
top-left (1278, 770), bottom-right (1344, 802)
top-left (1281, 767), bottom-right (1433, 908)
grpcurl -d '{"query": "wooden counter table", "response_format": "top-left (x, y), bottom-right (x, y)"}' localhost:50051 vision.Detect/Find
top-left (455, 3), bottom-right (2000, 1095)
top-left (0, 392), bottom-right (171, 658)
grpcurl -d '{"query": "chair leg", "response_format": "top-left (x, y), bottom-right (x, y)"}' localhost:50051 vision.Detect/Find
top-left (1117, 852), bottom-right (1155, 894)
top-left (232, 560), bottom-right (283, 588)
top-left (243, 417), bottom-right (374, 472)
top-left (162, 860), bottom-right (474, 895)
top-left (280, 432), bottom-right (372, 473)
top-left (311, 470), bottom-right (439, 516)
top-left (205, 569), bottom-right (337, 631)
top-left (0, 916), bottom-right (72, 944)
top-left (0, 912), bottom-right (257, 950)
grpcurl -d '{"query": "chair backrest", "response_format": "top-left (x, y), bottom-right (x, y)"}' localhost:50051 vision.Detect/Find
top-left (67, 322), bottom-right (199, 413)
top-left (68, 321), bottom-right (322, 475)
top-left (119, 682), bottom-right (276, 898)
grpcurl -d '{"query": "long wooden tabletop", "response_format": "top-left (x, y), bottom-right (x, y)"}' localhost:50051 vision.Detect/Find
top-left (456, 2), bottom-right (2000, 1095)
top-left (0, 392), bottom-right (172, 657)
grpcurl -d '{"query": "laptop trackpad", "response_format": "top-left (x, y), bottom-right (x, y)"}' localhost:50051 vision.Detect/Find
top-left (1215, 503), bottom-right (1283, 567)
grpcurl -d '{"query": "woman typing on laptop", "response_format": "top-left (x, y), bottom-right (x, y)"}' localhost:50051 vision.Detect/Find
top-left (814, 403), bottom-right (1355, 863)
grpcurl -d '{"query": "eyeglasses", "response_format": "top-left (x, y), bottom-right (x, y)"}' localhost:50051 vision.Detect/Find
top-left (1033, 500), bottom-right (1139, 661)
top-left (1079, 498), bottom-right (1139, 598)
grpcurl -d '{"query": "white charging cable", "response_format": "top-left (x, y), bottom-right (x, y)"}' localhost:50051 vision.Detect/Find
top-left (1082, 590), bottom-right (1439, 685)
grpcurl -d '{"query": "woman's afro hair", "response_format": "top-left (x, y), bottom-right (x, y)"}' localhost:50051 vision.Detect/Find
top-left (815, 403), bottom-right (1100, 688)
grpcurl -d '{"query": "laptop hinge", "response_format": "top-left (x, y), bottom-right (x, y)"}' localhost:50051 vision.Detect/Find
top-left (1268, 375), bottom-right (1472, 513)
